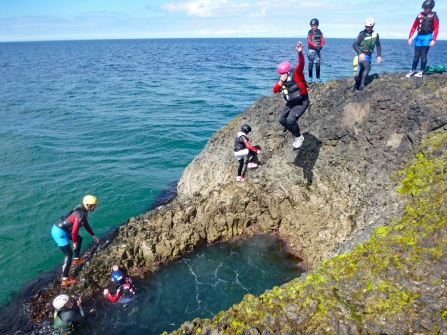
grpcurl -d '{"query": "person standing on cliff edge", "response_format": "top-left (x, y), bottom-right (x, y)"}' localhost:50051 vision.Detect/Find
top-left (51, 195), bottom-right (100, 286)
top-left (406, 0), bottom-right (439, 78)
top-left (307, 18), bottom-right (325, 83)
top-left (352, 18), bottom-right (382, 91)
top-left (234, 124), bottom-right (261, 182)
top-left (273, 41), bottom-right (309, 149)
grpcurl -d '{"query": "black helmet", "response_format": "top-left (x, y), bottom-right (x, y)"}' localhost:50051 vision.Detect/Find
top-left (422, 0), bottom-right (434, 9)
top-left (241, 124), bottom-right (251, 134)
top-left (310, 18), bottom-right (319, 26)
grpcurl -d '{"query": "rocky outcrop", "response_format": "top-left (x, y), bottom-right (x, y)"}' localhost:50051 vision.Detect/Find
top-left (4, 72), bottom-right (447, 334)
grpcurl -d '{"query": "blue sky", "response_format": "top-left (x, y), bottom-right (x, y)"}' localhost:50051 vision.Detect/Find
top-left (1, 0), bottom-right (445, 42)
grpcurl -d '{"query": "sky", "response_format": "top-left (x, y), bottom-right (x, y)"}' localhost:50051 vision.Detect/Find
top-left (0, 0), bottom-right (445, 42)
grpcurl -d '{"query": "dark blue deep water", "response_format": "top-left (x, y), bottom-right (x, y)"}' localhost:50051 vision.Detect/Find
top-left (80, 235), bottom-right (301, 335)
top-left (0, 38), bottom-right (446, 330)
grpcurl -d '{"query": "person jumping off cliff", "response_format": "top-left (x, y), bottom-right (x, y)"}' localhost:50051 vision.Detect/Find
top-left (406, 0), bottom-right (439, 78)
top-left (273, 41), bottom-right (309, 149)
top-left (51, 195), bottom-right (100, 286)
top-left (307, 18), bottom-right (325, 84)
top-left (103, 265), bottom-right (136, 303)
top-left (352, 18), bottom-right (382, 91)
top-left (233, 124), bottom-right (261, 182)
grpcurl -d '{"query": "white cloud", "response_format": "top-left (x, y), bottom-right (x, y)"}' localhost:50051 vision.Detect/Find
top-left (162, 0), bottom-right (250, 17)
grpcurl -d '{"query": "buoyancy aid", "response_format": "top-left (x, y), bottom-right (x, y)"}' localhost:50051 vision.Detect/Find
top-left (54, 311), bottom-right (74, 335)
top-left (308, 29), bottom-right (323, 48)
top-left (282, 69), bottom-right (306, 103)
top-left (234, 132), bottom-right (248, 151)
top-left (417, 12), bottom-right (437, 35)
top-left (359, 31), bottom-right (378, 54)
top-left (55, 205), bottom-right (88, 232)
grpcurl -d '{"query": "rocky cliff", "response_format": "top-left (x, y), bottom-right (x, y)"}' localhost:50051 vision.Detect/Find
top-left (4, 72), bottom-right (447, 334)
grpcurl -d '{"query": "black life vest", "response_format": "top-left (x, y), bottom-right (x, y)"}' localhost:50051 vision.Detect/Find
top-left (308, 29), bottom-right (323, 49)
top-left (417, 12), bottom-right (437, 35)
top-left (282, 69), bottom-right (305, 103)
top-left (55, 205), bottom-right (88, 232)
top-left (234, 132), bottom-right (248, 151)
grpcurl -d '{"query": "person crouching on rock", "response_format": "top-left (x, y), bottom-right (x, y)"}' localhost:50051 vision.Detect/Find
top-left (53, 294), bottom-right (84, 335)
top-left (103, 265), bottom-right (136, 303)
top-left (234, 124), bottom-right (261, 182)
top-left (273, 41), bottom-right (309, 149)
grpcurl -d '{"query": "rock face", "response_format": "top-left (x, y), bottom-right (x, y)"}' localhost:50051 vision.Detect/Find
top-left (3, 72), bottom-right (447, 334)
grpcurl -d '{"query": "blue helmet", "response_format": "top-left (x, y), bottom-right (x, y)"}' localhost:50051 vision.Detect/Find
top-left (111, 270), bottom-right (123, 284)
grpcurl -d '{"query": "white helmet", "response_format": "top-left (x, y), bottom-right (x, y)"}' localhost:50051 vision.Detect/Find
top-left (53, 294), bottom-right (69, 310)
top-left (364, 18), bottom-right (375, 27)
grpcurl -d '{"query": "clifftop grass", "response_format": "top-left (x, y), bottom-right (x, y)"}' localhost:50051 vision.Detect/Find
top-left (167, 131), bottom-right (447, 334)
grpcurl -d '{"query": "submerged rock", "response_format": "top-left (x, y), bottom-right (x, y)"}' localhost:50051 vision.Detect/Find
top-left (1, 72), bottom-right (447, 334)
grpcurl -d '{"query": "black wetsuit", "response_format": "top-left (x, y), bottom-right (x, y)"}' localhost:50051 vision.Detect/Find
top-left (353, 29), bottom-right (381, 88)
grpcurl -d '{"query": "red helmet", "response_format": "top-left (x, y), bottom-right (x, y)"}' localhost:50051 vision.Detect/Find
top-left (277, 61), bottom-right (292, 74)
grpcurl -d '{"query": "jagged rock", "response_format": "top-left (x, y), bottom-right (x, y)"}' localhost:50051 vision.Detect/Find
top-left (2, 72), bottom-right (447, 335)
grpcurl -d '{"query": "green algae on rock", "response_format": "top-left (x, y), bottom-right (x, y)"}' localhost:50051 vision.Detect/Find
top-left (165, 131), bottom-right (447, 335)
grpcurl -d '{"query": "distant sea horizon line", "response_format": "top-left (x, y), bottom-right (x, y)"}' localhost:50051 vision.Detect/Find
top-left (2, 36), bottom-right (441, 44)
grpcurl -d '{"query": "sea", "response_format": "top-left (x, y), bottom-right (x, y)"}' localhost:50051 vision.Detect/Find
top-left (0, 38), bottom-right (446, 331)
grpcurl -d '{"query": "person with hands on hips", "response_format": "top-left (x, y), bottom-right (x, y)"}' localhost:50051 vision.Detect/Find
top-left (352, 18), bottom-right (382, 91)
top-left (273, 41), bottom-right (309, 149)
top-left (51, 195), bottom-right (100, 286)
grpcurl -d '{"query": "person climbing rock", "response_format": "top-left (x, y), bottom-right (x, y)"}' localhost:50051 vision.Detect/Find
top-left (352, 18), bottom-right (382, 91)
top-left (51, 195), bottom-right (100, 286)
top-left (307, 18), bottom-right (325, 83)
top-left (406, 0), bottom-right (439, 78)
top-left (53, 294), bottom-right (84, 335)
top-left (233, 124), bottom-right (261, 182)
top-left (273, 41), bottom-right (309, 149)
top-left (103, 265), bottom-right (136, 303)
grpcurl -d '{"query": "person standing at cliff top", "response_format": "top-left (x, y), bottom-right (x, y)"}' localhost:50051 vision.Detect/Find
top-left (273, 41), bottom-right (309, 149)
top-left (51, 195), bottom-right (100, 286)
top-left (352, 18), bottom-right (382, 91)
top-left (234, 124), bottom-right (261, 182)
top-left (406, 0), bottom-right (439, 78)
top-left (307, 18), bottom-right (325, 83)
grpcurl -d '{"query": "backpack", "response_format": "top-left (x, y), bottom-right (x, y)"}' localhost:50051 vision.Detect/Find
top-left (424, 65), bottom-right (446, 75)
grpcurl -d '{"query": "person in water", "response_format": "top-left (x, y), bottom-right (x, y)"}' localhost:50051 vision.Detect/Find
top-left (233, 124), bottom-right (261, 182)
top-left (51, 195), bottom-right (100, 286)
top-left (352, 18), bottom-right (382, 91)
top-left (406, 0), bottom-right (439, 77)
top-left (307, 18), bottom-right (325, 83)
top-left (103, 265), bottom-right (136, 303)
top-left (53, 294), bottom-right (84, 335)
top-left (273, 41), bottom-right (309, 149)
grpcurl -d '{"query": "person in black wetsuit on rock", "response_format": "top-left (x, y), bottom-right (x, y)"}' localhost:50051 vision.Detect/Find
top-left (353, 18), bottom-right (382, 91)
top-left (53, 294), bottom-right (85, 335)
top-left (307, 18), bottom-right (325, 83)
top-left (51, 195), bottom-right (100, 286)
top-left (406, 0), bottom-right (439, 78)
top-left (233, 124), bottom-right (261, 182)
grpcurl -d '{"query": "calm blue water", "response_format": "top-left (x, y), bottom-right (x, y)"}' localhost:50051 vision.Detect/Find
top-left (0, 38), bottom-right (446, 307)
top-left (80, 235), bottom-right (301, 335)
